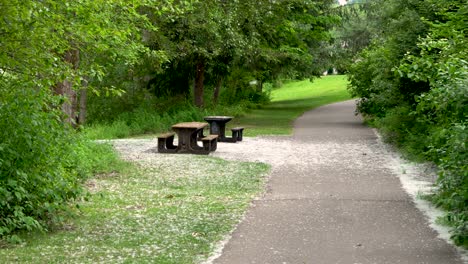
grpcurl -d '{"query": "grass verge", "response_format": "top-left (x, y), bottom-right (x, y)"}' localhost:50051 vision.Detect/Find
top-left (231, 75), bottom-right (351, 136)
top-left (0, 155), bottom-right (269, 263)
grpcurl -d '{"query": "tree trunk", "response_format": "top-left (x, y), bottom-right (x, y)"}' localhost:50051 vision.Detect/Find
top-left (194, 61), bottom-right (205, 108)
top-left (54, 49), bottom-right (80, 126)
top-left (78, 78), bottom-right (88, 126)
top-left (257, 80), bottom-right (263, 92)
top-left (55, 80), bottom-right (77, 126)
top-left (213, 76), bottom-right (223, 105)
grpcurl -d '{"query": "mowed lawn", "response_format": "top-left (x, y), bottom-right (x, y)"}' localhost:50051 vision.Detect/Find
top-left (0, 156), bottom-right (269, 263)
top-left (232, 75), bottom-right (351, 136)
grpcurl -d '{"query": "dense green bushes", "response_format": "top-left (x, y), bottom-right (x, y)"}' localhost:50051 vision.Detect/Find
top-left (0, 80), bottom-right (123, 242)
top-left (85, 77), bottom-right (269, 139)
top-left (0, 0), bottom-right (144, 242)
top-left (347, 0), bottom-right (467, 245)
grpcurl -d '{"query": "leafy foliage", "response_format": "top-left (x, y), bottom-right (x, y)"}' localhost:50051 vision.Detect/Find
top-left (346, 0), bottom-right (468, 245)
top-left (0, 80), bottom-right (126, 242)
top-left (329, 1), bottom-right (372, 72)
top-left (0, 80), bottom-right (76, 241)
top-left (135, 0), bottom-right (339, 107)
top-left (0, 0), bottom-right (155, 241)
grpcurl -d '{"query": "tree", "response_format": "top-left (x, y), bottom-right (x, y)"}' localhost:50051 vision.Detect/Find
top-left (240, 0), bottom-right (339, 90)
top-left (1, 0), bottom-right (158, 124)
top-left (142, 0), bottom-right (339, 107)
top-left (143, 0), bottom-right (225, 107)
top-left (0, 0), bottom-right (168, 240)
top-left (329, 1), bottom-right (372, 72)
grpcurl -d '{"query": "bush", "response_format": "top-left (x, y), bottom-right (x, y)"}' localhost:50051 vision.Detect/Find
top-left (84, 68), bottom-right (270, 139)
top-left (347, 0), bottom-right (467, 246)
top-left (83, 96), bottom-right (257, 139)
top-left (428, 122), bottom-right (468, 246)
top-left (348, 45), bottom-right (403, 117)
top-left (0, 80), bottom-right (122, 242)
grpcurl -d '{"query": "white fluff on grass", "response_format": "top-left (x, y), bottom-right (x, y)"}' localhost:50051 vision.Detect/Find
top-left (109, 135), bottom-right (468, 264)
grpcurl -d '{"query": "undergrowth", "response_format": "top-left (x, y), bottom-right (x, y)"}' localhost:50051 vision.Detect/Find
top-left (84, 83), bottom-right (269, 139)
top-left (0, 80), bottom-right (127, 242)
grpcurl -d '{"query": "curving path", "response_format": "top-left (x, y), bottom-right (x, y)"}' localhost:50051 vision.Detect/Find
top-left (210, 100), bottom-right (464, 264)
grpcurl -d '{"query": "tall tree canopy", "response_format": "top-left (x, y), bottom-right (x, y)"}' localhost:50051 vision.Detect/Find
top-left (142, 0), bottom-right (339, 107)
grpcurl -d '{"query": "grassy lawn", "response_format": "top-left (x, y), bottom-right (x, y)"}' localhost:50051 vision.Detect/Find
top-left (231, 75), bottom-right (351, 136)
top-left (0, 155), bottom-right (269, 263)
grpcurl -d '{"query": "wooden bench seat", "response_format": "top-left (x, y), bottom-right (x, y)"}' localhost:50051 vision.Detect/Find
top-left (158, 132), bottom-right (175, 139)
top-left (157, 132), bottom-right (177, 153)
top-left (201, 134), bottom-right (218, 152)
top-left (231, 127), bottom-right (244, 141)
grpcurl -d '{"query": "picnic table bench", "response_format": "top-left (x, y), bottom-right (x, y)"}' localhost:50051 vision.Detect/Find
top-left (158, 122), bottom-right (218, 155)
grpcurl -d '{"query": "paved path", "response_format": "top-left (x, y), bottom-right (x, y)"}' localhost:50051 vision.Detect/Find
top-left (212, 100), bottom-right (463, 264)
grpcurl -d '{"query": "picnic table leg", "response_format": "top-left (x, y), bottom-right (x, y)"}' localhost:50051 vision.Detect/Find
top-left (197, 128), bottom-right (206, 141)
top-left (158, 133), bottom-right (177, 153)
top-left (158, 138), bottom-right (168, 152)
top-left (190, 130), bottom-right (211, 154)
top-left (202, 135), bottom-right (218, 152)
top-left (176, 130), bottom-right (190, 153)
top-left (209, 121), bottom-right (221, 135)
top-left (231, 127), bottom-right (244, 141)
top-left (208, 121), bottom-right (239, 142)
top-left (176, 129), bottom-right (209, 154)
top-left (166, 136), bottom-right (177, 150)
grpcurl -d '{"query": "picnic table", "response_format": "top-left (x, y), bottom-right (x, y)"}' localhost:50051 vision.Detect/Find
top-left (158, 122), bottom-right (218, 155)
top-left (203, 116), bottom-right (243, 143)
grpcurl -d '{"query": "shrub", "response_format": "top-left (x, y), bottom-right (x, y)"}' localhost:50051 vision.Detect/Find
top-left (0, 80), bottom-right (122, 242)
top-left (348, 45), bottom-right (403, 117)
top-left (348, 0), bottom-right (467, 246)
top-left (428, 122), bottom-right (468, 246)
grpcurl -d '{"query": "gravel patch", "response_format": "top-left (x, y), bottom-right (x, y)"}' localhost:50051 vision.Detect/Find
top-left (107, 133), bottom-right (468, 263)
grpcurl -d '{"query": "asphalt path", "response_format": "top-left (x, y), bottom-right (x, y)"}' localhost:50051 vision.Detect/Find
top-left (212, 100), bottom-right (463, 264)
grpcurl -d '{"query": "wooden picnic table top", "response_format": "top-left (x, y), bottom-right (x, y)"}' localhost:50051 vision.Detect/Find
top-left (203, 116), bottom-right (233, 122)
top-left (171, 122), bottom-right (207, 130)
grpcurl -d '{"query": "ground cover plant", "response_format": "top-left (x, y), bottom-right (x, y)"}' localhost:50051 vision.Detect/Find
top-left (83, 101), bottom-right (252, 140)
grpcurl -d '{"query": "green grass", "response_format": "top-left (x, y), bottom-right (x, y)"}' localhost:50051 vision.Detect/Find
top-left (231, 75), bottom-right (351, 136)
top-left (0, 156), bottom-right (269, 263)
top-left (83, 103), bottom-right (249, 140)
